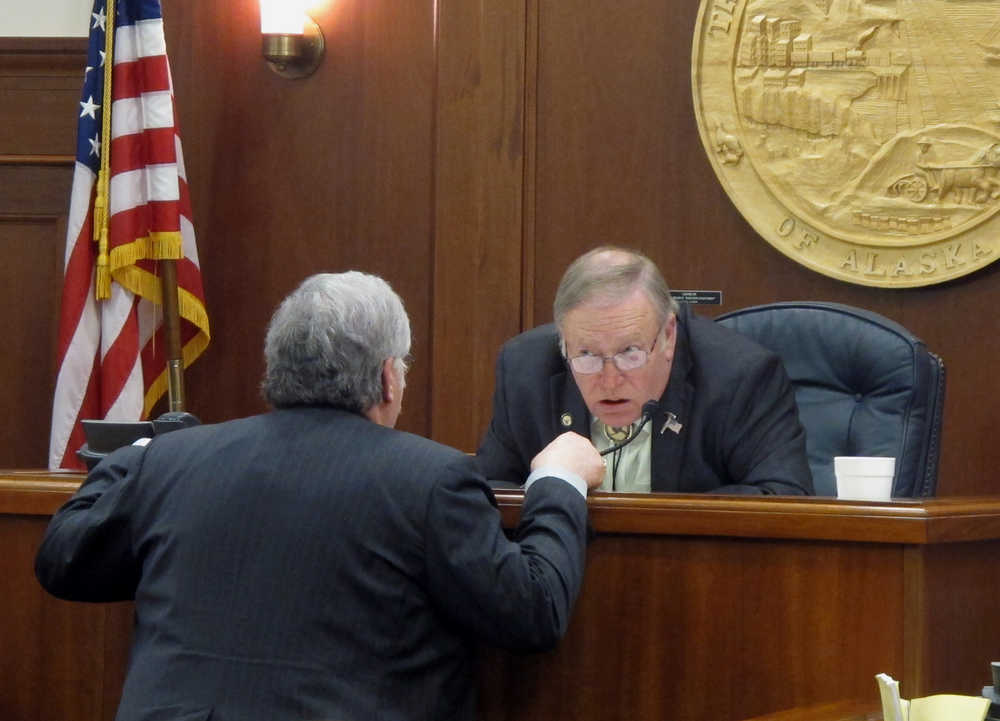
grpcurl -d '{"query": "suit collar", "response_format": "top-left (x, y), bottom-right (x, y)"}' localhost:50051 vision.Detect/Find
top-left (551, 367), bottom-right (590, 438)
top-left (650, 305), bottom-right (693, 492)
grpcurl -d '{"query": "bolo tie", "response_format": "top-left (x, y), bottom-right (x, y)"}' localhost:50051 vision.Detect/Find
top-left (603, 423), bottom-right (634, 490)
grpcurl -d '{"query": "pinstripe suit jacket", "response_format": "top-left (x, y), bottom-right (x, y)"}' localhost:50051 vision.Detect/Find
top-left (35, 406), bottom-right (589, 721)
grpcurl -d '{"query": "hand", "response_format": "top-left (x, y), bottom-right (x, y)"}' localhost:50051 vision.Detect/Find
top-left (531, 432), bottom-right (605, 490)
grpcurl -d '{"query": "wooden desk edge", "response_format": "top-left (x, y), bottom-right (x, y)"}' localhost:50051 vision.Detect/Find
top-left (5, 471), bottom-right (1000, 544)
top-left (494, 489), bottom-right (1000, 544)
top-left (0, 471), bottom-right (86, 515)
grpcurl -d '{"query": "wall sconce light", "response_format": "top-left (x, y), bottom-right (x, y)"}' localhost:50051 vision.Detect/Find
top-left (260, 0), bottom-right (325, 79)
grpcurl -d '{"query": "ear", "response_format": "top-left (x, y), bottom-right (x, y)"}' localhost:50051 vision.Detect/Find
top-left (380, 358), bottom-right (396, 403)
top-left (663, 313), bottom-right (678, 359)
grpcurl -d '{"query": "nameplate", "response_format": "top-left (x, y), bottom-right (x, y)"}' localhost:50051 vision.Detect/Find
top-left (670, 290), bottom-right (722, 305)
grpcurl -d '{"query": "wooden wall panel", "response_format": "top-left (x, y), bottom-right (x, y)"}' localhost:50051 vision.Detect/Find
top-left (0, 159), bottom-right (72, 468)
top-left (0, 38), bottom-right (81, 469)
top-left (1, 1), bottom-right (999, 494)
top-left (0, 216), bottom-right (65, 467)
top-left (159, 0), bottom-right (438, 436)
top-left (431, 0), bottom-right (530, 451)
top-left (0, 38), bottom-right (84, 157)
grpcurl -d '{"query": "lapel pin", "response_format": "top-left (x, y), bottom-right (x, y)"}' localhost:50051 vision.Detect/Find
top-left (560, 412), bottom-right (573, 427)
top-left (660, 412), bottom-right (683, 435)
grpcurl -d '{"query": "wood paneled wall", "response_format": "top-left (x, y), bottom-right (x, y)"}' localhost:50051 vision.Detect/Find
top-left (2, 1), bottom-right (999, 493)
top-left (0, 38), bottom-right (81, 468)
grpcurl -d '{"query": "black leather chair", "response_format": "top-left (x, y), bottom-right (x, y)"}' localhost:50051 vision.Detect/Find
top-left (715, 302), bottom-right (945, 497)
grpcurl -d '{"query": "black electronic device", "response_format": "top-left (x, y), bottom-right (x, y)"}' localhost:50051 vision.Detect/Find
top-left (76, 411), bottom-right (201, 471)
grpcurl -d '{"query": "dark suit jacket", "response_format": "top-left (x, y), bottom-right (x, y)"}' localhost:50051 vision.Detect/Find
top-left (35, 406), bottom-right (589, 721)
top-left (476, 304), bottom-right (813, 495)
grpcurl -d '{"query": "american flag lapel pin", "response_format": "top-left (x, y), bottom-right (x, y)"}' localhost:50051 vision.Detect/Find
top-left (660, 412), bottom-right (683, 435)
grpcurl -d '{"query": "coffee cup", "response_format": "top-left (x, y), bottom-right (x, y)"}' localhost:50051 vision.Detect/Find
top-left (834, 456), bottom-right (895, 501)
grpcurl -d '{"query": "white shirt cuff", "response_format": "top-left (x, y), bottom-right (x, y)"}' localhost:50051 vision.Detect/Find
top-left (524, 467), bottom-right (588, 499)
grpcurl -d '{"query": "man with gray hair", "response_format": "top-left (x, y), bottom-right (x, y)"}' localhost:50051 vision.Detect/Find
top-left (35, 271), bottom-right (605, 721)
top-left (477, 246), bottom-right (813, 495)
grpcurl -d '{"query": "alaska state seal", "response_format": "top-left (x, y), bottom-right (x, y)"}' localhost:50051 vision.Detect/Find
top-left (693, 0), bottom-right (1000, 287)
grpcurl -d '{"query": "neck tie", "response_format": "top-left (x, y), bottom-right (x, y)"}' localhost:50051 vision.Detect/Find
top-left (603, 423), bottom-right (634, 444)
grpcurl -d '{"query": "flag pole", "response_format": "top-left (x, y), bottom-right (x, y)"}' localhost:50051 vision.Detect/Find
top-left (160, 260), bottom-right (185, 411)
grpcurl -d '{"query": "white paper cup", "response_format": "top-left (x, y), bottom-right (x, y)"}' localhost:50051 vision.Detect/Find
top-left (834, 456), bottom-right (895, 501)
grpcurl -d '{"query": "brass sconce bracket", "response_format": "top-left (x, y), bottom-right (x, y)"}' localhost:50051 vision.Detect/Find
top-left (262, 15), bottom-right (325, 79)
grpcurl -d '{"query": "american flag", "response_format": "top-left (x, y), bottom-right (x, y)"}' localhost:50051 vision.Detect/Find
top-left (49, 0), bottom-right (210, 470)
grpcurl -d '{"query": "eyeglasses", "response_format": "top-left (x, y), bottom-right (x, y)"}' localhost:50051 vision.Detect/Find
top-left (567, 326), bottom-right (664, 375)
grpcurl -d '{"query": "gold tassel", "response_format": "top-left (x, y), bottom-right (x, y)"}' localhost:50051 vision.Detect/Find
top-left (93, 0), bottom-right (116, 301)
top-left (95, 236), bottom-right (111, 299)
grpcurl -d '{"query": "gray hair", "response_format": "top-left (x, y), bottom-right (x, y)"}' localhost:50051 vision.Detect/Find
top-left (553, 246), bottom-right (679, 333)
top-left (262, 271), bottom-right (411, 413)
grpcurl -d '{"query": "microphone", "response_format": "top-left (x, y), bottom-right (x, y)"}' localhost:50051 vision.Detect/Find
top-left (599, 400), bottom-right (660, 456)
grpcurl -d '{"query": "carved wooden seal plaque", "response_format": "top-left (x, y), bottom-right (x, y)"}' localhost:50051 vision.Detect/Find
top-left (693, 0), bottom-right (1000, 287)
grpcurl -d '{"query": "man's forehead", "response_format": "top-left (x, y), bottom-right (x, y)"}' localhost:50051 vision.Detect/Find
top-left (561, 294), bottom-right (659, 344)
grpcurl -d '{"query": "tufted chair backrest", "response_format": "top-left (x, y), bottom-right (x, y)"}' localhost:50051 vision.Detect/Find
top-left (716, 302), bottom-right (945, 497)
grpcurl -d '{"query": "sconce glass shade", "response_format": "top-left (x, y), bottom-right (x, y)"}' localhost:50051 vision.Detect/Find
top-left (260, 0), bottom-right (309, 34)
top-left (260, 0), bottom-right (325, 79)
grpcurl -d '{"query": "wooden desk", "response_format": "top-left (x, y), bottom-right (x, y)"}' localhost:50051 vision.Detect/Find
top-left (0, 471), bottom-right (132, 721)
top-left (480, 489), bottom-right (1000, 721)
top-left (3, 472), bottom-right (999, 721)
top-left (737, 700), bottom-right (882, 721)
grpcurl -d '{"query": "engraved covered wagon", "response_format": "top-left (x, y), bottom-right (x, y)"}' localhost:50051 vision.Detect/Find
top-left (888, 139), bottom-right (1000, 205)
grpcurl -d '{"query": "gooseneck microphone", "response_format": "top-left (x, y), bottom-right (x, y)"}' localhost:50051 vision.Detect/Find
top-left (599, 400), bottom-right (660, 456)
